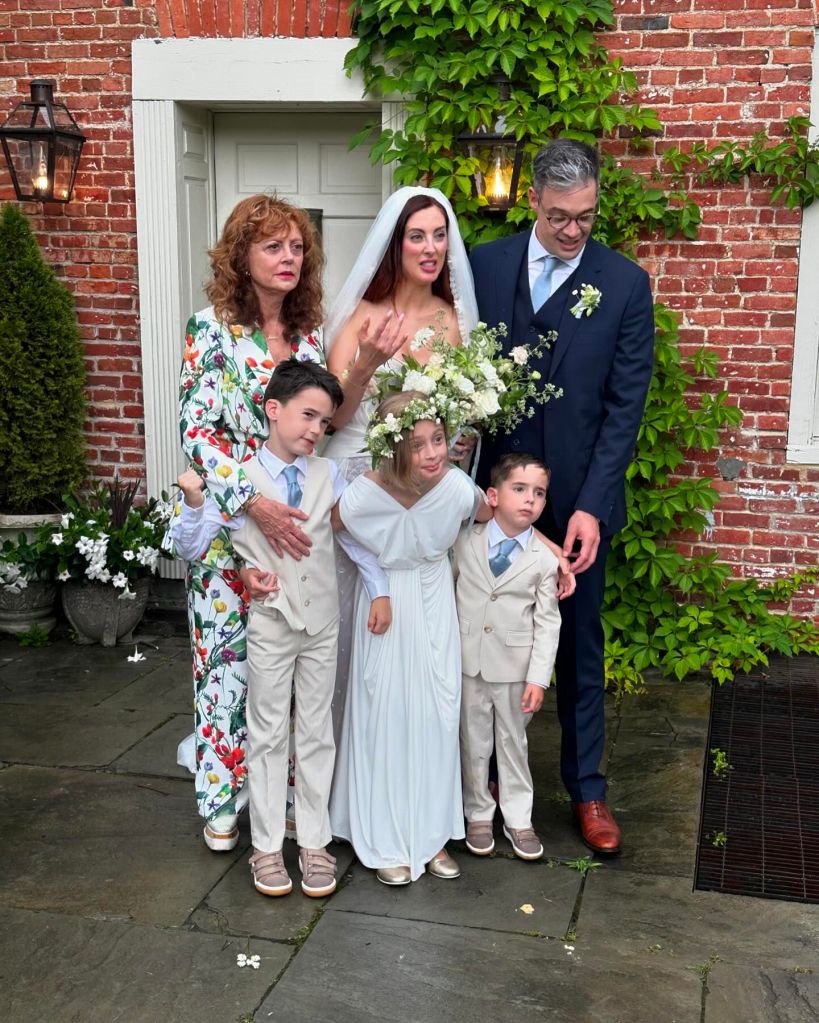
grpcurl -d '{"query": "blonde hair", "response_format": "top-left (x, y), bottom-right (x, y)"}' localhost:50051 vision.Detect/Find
top-left (205, 194), bottom-right (323, 338)
top-left (374, 391), bottom-right (448, 493)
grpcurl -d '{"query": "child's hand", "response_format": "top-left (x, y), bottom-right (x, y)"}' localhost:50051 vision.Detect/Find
top-left (177, 468), bottom-right (205, 508)
top-left (556, 565), bottom-right (576, 599)
top-left (367, 596), bottom-right (392, 634)
top-left (521, 683), bottom-right (545, 714)
top-left (239, 566), bottom-right (279, 601)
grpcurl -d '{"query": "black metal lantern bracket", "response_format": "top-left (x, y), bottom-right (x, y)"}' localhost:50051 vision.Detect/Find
top-left (0, 80), bottom-right (86, 203)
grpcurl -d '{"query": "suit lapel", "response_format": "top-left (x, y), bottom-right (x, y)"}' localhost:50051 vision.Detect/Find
top-left (548, 238), bottom-right (605, 379)
top-left (492, 232), bottom-right (529, 345)
top-left (495, 534), bottom-right (540, 589)
top-left (469, 525), bottom-right (496, 590)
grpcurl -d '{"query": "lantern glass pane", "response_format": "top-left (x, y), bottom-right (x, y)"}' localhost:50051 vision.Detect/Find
top-left (466, 141), bottom-right (517, 208)
top-left (53, 137), bottom-right (81, 201)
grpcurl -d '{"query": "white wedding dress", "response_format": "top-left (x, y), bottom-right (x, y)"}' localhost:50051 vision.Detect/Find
top-left (330, 466), bottom-right (478, 880)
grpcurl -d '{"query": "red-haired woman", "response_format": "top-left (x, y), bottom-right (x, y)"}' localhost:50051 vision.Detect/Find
top-left (174, 195), bottom-right (324, 851)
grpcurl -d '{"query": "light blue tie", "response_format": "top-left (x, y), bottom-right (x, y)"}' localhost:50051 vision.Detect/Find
top-left (531, 254), bottom-right (558, 311)
top-left (282, 464), bottom-right (303, 508)
top-left (489, 537), bottom-right (518, 577)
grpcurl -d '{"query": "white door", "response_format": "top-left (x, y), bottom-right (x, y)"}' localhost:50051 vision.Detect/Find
top-left (213, 111), bottom-right (382, 307)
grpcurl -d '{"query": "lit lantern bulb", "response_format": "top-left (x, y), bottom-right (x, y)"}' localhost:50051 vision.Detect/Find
top-left (486, 153), bottom-right (511, 205)
top-left (32, 157), bottom-right (49, 195)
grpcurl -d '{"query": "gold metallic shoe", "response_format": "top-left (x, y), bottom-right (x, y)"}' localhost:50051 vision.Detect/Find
top-left (376, 865), bottom-right (412, 886)
top-left (426, 849), bottom-right (460, 879)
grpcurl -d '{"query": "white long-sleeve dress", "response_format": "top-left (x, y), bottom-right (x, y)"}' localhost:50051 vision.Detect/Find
top-left (330, 466), bottom-right (478, 881)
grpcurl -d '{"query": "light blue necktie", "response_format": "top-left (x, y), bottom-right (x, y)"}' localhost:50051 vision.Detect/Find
top-left (531, 254), bottom-right (558, 311)
top-left (282, 464), bottom-right (303, 508)
top-left (489, 537), bottom-right (518, 577)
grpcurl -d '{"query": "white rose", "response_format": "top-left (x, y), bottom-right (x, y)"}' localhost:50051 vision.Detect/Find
top-left (471, 389), bottom-right (501, 418)
top-left (454, 374), bottom-right (475, 395)
top-left (477, 359), bottom-right (500, 386)
top-left (511, 346), bottom-right (529, 366)
top-left (402, 370), bottom-right (436, 396)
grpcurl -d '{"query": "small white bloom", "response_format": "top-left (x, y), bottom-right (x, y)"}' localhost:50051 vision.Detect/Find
top-left (453, 374), bottom-right (475, 395)
top-left (119, 587), bottom-right (137, 601)
top-left (58, 570), bottom-right (71, 582)
top-left (510, 346), bottom-right (529, 366)
top-left (112, 572), bottom-right (128, 589)
top-left (123, 550), bottom-right (135, 562)
top-left (60, 512), bottom-right (74, 528)
top-left (410, 326), bottom-right (435, 351)
top-left (383, 413), bottom-right (400, 432)
top-left (402, 370), bottom-right (436, 396)
top-left (50, 532), bottom-right (64, 545)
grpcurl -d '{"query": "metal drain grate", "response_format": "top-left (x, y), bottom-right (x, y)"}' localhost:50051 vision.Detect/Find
top-left (694, 655), bottom-right (819, 904)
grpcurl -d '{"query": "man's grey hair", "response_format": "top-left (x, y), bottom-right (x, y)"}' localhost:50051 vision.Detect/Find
top-left (532, 139), bottom-right (600, 194)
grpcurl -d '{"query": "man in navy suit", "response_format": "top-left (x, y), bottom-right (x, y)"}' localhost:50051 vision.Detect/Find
top-left (470, 139), bottom-right (655, 854)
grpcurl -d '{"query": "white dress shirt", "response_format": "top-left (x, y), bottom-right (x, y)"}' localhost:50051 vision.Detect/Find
top-left (168, 446), bottom-right (389, 601)
top-left (487, 519), bottom-right (532, 569)
top-left (527, 229), bottom-right (585, 302)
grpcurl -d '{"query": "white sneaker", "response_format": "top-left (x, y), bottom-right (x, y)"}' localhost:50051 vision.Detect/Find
top-left (203, 811), bottom-right (239, 851)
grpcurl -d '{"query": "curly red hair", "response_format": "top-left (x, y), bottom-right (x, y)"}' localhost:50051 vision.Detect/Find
top-left (206, 195), bottom-right (323, 339)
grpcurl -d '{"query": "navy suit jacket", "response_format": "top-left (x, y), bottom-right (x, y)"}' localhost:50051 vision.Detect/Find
top-left (470, 232), bottom-right (655, 538)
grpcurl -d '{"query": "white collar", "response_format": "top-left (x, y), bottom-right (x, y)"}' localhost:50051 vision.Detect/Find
top-left (527, 228), bottom-right (585, 272)
top-left (487, 519), bottom-right (532, 551)
top-left (258, 446), bottom-right (307, 479)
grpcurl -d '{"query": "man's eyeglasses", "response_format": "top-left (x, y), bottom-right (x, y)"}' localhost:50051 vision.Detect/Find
top-left (541, 211), bottom-right (598, 231)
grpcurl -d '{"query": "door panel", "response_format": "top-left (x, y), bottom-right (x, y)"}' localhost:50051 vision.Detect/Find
top-left (214, 112), bottom-right (382, 307)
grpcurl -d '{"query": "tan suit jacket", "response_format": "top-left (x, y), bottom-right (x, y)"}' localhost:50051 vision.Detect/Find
top-left (453, 522), bottom-right (561, 687)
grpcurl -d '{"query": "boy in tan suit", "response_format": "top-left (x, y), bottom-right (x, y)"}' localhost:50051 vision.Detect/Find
top-left (453, 453), bottom-right (564, 861)
top-left (170, 361), bottom-right (390, 899)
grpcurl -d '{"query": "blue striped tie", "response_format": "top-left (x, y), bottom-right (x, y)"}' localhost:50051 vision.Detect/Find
top-left (489, 537), bottom-right (517, 577)
top-left (282, 464), bottom-right (302, 508)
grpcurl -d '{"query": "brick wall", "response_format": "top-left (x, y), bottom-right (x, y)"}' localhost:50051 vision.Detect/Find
top-left (0, 0), bottom-right (817, 615)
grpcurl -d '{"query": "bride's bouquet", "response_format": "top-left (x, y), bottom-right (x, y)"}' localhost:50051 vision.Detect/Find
top-left (365, 319), bottom-right (562, 463)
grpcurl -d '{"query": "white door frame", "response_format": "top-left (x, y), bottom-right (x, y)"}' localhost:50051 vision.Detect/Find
top-left (132, 37), bottom-right (404, 504)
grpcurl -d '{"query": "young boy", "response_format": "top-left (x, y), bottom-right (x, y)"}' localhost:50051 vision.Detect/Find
top-left (453, 452), bottom-right (562, 861)
top-left (170, 360), bottom-right (391, 899)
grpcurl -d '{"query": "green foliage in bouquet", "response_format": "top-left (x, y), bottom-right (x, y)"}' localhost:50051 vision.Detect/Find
top-left (0, 204), bottom-right (87, 513)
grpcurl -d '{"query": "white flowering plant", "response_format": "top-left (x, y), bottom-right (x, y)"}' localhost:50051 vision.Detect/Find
top-left (0, 531), bottom-right (59, 593)
top-left (367, 319), bottom-right (562, 465)
top-left (46, 479), bottom-right (172, 597)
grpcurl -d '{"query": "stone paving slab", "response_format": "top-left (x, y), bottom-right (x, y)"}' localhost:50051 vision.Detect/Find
top-left (98, 651), bottom-right (192, 715)
top-left (579, 869), bottom-right (819, 970)
top-left (110, 713), bottom-right (191, 779)
top-left (0, 905), bottom-right (290, 1023)
top-left (190, 836), bottom-right (356, 942)
top-left (328, 851), bottom-right (581, 938)
top-left (0, 701), bottom-right (172, 767)
top-left (0, 765), bottom-right (234, 928)
top-left (705, 960), bottom-right (819, 1022)
top-left (258, 909), bottom-right (703, 1023)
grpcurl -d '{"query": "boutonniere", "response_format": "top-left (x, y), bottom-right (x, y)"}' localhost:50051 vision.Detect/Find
top-left (570, 284), bottom-right (602, 319)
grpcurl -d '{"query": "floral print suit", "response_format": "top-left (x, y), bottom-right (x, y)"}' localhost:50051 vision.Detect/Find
top-left (177, 306), bottom-right (324, 821)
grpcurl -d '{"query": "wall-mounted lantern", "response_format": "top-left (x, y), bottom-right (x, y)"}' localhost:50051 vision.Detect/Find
top-left (456, 77), bottom-right (525, 213)
top-left (0, 80), bottom-right (86, 203)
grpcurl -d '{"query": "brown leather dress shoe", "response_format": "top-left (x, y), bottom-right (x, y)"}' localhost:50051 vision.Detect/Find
top-left (572, 800), bottom-right (621, 855)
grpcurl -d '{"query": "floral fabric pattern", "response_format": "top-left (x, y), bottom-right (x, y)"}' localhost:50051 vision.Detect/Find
top-left (177, 306), bottom-right (324, 820)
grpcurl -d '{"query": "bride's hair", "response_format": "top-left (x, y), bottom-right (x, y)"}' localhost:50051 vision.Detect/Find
top-left (362, 195), bottom-right (454, 306)
top-left (374, 391), bottom-right (449, 493)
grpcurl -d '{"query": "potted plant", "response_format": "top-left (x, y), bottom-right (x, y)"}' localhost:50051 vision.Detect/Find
top-left (0, 202), bottom-right (87, 631)
top-left (0, 530), bottom-right (60, 636)
top-left (50, 478), bottom-right (171, 646)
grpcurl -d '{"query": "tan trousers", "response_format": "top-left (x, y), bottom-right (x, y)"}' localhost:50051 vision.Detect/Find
top-left (246, 605), bottom-right (339, 853)
top-left (460, 672), bottom-right (535, 829)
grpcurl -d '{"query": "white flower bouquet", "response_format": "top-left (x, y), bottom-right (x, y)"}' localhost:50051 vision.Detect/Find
top-left (367, 319), bottom-right (562, 464)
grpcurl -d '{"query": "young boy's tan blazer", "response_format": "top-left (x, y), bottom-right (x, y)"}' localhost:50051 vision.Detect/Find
top-left (452, 521), bottom-right (561, 688)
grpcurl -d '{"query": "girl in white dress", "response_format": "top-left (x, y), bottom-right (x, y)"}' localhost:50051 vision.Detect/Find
top-left (323, 187), bottom-right (480, 740)
top-left (330, 391), bottom-right (492, 885)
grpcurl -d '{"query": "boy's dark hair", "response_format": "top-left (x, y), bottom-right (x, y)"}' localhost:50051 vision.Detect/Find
top-left (490, 452), bottom-right (551, 489)
top-left (263, 359), bottom-right (344, 409)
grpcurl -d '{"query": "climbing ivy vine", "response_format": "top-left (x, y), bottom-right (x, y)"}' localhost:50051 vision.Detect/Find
top-left (346, 0), bottom-right (819, 689)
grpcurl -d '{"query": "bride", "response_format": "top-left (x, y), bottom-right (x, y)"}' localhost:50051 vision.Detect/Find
top-left (322, 186), bottom-right (480, 735)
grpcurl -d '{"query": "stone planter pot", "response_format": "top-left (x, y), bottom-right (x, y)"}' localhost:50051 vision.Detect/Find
top-left (61, 578), bottom-right (150, 646)
top-left (0, 579), bottom-right (57, 636)
top-left (0, 510), bottom-right (61, 542)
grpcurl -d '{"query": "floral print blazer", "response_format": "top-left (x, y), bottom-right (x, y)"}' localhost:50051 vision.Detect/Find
top-left (179, 305), bottom-right (325, 523)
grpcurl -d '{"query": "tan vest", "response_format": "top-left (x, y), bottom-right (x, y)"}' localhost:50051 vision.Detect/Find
top-left (232, 456), bottom-right (339, 635)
